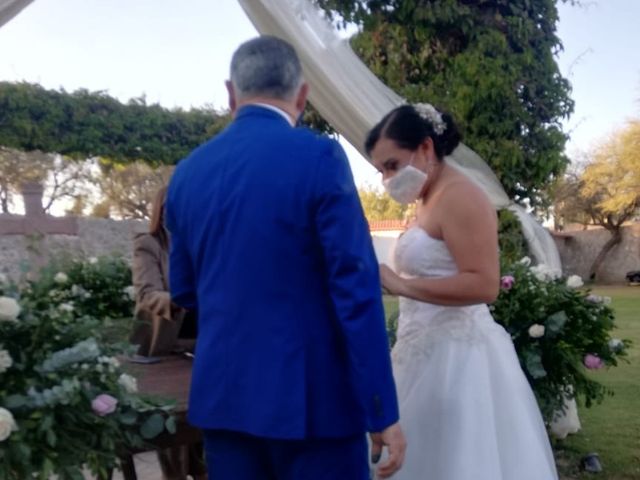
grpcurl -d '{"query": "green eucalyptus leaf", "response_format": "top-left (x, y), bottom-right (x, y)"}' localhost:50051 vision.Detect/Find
top-left (140, 413), bottom-right (165, 439)
top-left (545, 311), bottom-right (568, 336)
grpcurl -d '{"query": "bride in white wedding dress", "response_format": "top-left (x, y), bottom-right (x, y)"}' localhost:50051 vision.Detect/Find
top-left (366, 104), bottom-right (558, 480)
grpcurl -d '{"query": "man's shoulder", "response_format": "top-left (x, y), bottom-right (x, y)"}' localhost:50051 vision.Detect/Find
top-left (287, 127), bottom-right (346, 162)
top-left (292, 126), bottom-right (337, 146)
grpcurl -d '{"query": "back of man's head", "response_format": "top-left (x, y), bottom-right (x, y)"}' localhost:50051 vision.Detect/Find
top-left (230, 36), bottom-right (303, 102)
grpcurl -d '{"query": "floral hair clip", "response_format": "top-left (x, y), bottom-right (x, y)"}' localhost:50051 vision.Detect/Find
top-left (414, 103), bottom-right (446, 135)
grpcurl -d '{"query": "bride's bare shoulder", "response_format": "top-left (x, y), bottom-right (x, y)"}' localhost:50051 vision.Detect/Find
top-left (443, 176), bottom-right (492, 209)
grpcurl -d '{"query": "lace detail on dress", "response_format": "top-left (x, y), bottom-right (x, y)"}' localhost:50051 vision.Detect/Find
top-left (392, 302), bottom-right (508, 365)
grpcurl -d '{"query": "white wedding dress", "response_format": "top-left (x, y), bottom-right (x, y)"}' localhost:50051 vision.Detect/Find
top-left (388, 227), bottom-right (558, 480)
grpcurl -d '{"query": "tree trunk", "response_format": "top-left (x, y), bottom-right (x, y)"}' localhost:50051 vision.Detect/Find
top-left (588, 228), bottom-right (623, 281)
top-left (0, 187), bottom-right (9, 214)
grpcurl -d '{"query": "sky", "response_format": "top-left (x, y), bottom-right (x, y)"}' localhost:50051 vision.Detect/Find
top-left (1, 0), bottom-right (639, 188)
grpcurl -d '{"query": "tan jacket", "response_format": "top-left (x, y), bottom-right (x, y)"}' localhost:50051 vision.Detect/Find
top-left (130, 232), bottom-right (185, 356)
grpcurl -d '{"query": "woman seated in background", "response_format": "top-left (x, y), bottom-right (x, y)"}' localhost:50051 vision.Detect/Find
top-left (131, 185), bottom-right (206, 480)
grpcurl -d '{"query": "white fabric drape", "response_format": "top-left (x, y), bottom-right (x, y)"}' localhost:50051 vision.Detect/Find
top-left (508, 204), bottom-right (562, 272)
top-left (0, 0), bottom-right (33, 28)
top-left (237, 0), bottom-right (561, 271)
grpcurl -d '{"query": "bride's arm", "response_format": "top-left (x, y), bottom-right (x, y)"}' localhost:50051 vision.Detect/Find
top-left (382, 186), bottom-right (500, 306)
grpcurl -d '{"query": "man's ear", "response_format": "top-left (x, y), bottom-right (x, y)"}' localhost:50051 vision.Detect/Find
top-left (295, 82), bottom-right (309, 114)
top-left (226, 80), bottom-right (237, 113)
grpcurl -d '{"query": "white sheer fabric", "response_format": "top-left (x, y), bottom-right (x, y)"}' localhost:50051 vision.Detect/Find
top-left (509, 204), bottom-right (562, 272)
top-left (0, 0), bottom-right (33, 28)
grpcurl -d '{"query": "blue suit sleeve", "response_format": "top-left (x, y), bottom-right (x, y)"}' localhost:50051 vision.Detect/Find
top-left (165, 181), bottom-right (197, 311)
top-left (313, 139), bottom-right (399, 432)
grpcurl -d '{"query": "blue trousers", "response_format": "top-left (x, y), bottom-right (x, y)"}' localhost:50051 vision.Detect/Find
top-left (203, 429), bottom-right (369, 480)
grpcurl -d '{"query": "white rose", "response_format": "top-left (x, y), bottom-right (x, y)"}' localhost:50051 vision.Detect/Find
top-left (609, 338), bottom-right (624, 352)
top-left (0, 407), bottom-right (18, 441)
top-left (0, 297), bottom-right (20, 322)
top-left (528, 324), bottom-right (546, 338)
top-left (548, 267), bottom-right (561, 280)
top-left (118, 373), bottom-right (138, 393)
top-left (531, 265), bottom-right (549, 282)
top-left (0, 349), bottom-right (13, 373)
top-left (123, 286), bottom-right (135, 301)
top-left (566, 275), bottom-right (584, 289)
top-left (531, 264), bottom-right (561, 282)
top-left (59, 303), bottom-right (74, 313)
top-left (54, 272), bottom-right (68, 284)
top-left (88, 257), bottom-right (99, 265)
top-left (603, 296), bottom-right (612, 305)
top-left (0, 273), bottom-right (7, 284)
top-left (519, 256), bottom-right (532, 267)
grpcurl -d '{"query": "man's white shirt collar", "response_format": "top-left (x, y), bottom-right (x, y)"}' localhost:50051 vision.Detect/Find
top-left (253, 103), bottom-right (295, 126)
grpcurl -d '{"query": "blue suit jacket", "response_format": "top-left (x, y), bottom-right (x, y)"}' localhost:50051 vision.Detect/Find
top-left (166, 105), bottom-right (398, 439)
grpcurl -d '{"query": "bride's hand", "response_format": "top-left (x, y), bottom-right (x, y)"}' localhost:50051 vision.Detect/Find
top-left (379, 264), bottom-right (404, 297)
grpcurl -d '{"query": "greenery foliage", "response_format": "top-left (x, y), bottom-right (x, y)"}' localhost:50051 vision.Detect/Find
top-left (492, 258), bottom-right (630, 422)
top-left (0, 82), bottom-right (229, 165)
top-left (0, 257), bottom-right (174, 480)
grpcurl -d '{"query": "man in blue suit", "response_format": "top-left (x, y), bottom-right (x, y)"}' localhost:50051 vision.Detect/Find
top-left (166, 36), bottom-right (405, 479)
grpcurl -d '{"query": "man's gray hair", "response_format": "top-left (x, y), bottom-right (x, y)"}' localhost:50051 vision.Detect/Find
top-left (230, 36), bottom-right (303, 101)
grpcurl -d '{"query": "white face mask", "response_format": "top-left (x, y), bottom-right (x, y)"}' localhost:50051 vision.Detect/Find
top-left (382, 155), bottom-right (428, 204)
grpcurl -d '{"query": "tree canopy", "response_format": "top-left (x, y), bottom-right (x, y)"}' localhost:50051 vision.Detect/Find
top-left (554, 120), bottom-right (640, 278)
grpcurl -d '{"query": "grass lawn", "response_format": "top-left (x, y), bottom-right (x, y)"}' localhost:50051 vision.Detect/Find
top-left (382, 287), bottom-right (640, 479)
top-left (554, 286), bottom-right (640, 479)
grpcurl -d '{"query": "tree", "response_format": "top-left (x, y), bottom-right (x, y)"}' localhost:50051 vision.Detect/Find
top-left (94, 161), bottom-right (174, 219)
top-left (0, 147), bottom-right (46, 213)
top-left (0, 147), bottom-right (92, 214)
top-left (0, 82), bottom-right (229, 165)
top-left (358, 186), bottom-right (408, 221)
top-left (554, 121), bottom-right (640, 279)
top-left (42, 156), bottom-right (94, 214)
top-left (316, 0), bottom-right (574, 206)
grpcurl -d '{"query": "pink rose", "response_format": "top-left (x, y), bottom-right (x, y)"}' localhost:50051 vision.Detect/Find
top-left (584, 354), bottom-right (604, 370)
top-left (500, 275), bottom-right (515, 291)
top-left (91, 394), bottom-right (118, 416)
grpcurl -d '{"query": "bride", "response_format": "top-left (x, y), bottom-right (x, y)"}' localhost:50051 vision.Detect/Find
top-left (367, 104), bottom-right (558, 480)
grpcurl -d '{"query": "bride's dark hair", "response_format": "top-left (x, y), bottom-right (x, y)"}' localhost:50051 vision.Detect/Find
top-left (365, 104), bottom-right (462, 160)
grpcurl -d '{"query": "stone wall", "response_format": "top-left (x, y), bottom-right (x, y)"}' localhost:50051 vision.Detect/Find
top-left (3, 215), bottom-right (639, 285)
top-left (0, 218), bottom-right (146, 281)
top-left (554, 224), bottom-right (640, 283)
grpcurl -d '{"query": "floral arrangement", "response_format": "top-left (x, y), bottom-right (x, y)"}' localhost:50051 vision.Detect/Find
top-left (491, 257), bottom-right (630, 422)
top-left (0, 258), bottom-right (174, 480)
top-left (23, 256), bottom-right (135, 342)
